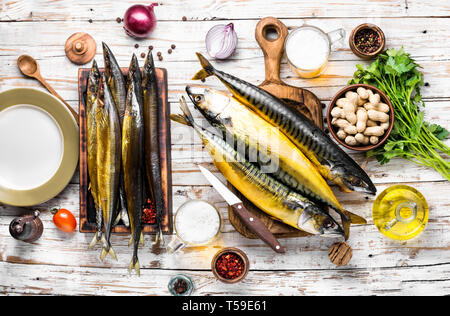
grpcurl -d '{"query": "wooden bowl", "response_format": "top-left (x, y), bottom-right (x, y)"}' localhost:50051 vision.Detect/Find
top-left (327, 84), bottom-right (394, 152)
top-left (211, 247), bottom-right (249, 284)
top-left (349, 23), bottom-right (385, 59)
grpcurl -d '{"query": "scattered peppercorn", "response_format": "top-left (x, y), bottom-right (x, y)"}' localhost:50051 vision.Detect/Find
top-left (173, 278), bottom-right (188, 294)
top-left (116, 17), bottom-right (122, 23)
top-left (149, 45), bottom-right (154, 51)
top-left (88, 19), bottom-right (93, 23)
top-left (354, 28), bottom-right (381, 54)
top-left (141, 52), bottom-right (146, 58)
top-left (182, 16), bottom-right (187, 21)
top-left (201, 78), bottom-right (206, 83)
top-left (424, 82), bottom-right (430, 87)
top-left (135, 44), bottom-right (139, 49)
top-left (215, 252), bottom-right (245, 280)
top-left (422, 30), bottom-right (427, 34)
top-left (158, 55), bottom-right (163, 61)
top-left (157, 51), bottom-right (162, 56)
top-left (168, 49), bottom-right (172, 54)
top-left (171, 44), bottom-right (176, 49)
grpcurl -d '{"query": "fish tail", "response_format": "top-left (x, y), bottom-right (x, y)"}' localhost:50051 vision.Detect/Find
top-left (113, 211), bottom-right (121, 226)
top-left (170, 114), bottom-right (190, 126)
top-left (121, 208), bottom-right (130, 227)
top-left (178, 96), bottom-right (195, 125)
top-left (88, 232), bottom-right (102, 250)
top-left (100, 236), bottom-right (118, 261)
top-left (128, 235), bottom-right (133, 247)
top-left (341, 215), bottom-right (351, 241)
top-left (140, 232), bottom-right (145, 246)
top-left (192, 53), bottom-right (215, 80)
top-left (158, 226), bottom-right (165, 246)
top-left (128, 258), bottom-right (141, 276)
top-left (343, 210), bottom-right (367, 225)
top-left (332, 208), bottom-right (351, 241)
top-left (152, 226), bottom-right (164, 246)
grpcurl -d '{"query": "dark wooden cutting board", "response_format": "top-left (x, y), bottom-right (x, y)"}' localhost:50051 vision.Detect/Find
top-left (228, 17), bottom-right (324, 239)
top-left (78, 67), bottom-right (173, 234)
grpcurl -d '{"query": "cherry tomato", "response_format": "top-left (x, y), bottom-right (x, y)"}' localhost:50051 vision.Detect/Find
top-left (52, 208), bottom-right (77, 233)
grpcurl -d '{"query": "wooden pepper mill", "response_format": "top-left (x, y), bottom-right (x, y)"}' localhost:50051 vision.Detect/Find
top-left (9, 210), bottom-right (44, 243)
top-left (64, 32), bottom-right (97, 65)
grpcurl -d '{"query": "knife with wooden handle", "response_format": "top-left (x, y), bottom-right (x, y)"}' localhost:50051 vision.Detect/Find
top-left (199, 165), bottom-right (285, 254)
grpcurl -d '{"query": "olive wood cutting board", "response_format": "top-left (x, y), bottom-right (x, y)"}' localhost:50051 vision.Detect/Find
top-left (78, 67), bottom-right (173, 234)
top-left (228, 17), bottom-right (323, 239)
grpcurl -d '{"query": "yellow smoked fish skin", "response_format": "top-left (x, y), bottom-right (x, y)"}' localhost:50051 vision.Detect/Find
top-left (96, 73), bottom-right (121, 261)
top-left (188, 87), bottom-right (344, 213)
top-left (171, 99), bottom-right (344, 237)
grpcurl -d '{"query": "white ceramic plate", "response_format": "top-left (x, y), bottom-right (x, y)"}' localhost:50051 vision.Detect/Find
top-left (0, 88), bottom-right (79, 206)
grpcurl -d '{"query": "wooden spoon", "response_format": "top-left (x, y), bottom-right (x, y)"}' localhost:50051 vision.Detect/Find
top-left (17, 55), bottom-right (79, 125)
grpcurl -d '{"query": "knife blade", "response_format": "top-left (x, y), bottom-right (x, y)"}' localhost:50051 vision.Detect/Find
top-left (198, 165), bottom-right (285, 254)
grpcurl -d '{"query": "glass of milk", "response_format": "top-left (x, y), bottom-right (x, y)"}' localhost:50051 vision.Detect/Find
top-left (285, 25), bottom-right (345, 78)
top-left (167, 200), bottom-right (222, 252)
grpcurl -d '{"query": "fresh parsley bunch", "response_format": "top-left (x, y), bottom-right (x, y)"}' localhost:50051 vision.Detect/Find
top-left (350, 48), bottom-right (450, 180)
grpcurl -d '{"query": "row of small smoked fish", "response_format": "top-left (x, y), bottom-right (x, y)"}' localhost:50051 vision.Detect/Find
top-left (171, 53), bottom-right (377, 242)
top-left (86, 43), bottom-right (163, 276)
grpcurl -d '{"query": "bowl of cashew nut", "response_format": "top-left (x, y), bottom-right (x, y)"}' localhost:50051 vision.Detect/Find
top-left (327, 84), bottom-right (395, 151)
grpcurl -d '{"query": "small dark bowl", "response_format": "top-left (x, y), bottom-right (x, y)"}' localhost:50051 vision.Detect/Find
top-left (211, 247), bottom-right (249, 284)
top-left (349, 24), bottom-right (385, 59)
top-left (327, 84), bottom-right (394, 152)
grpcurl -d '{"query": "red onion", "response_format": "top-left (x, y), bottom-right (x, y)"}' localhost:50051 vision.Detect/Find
top-left (206, 23), bottom-right (238, 59)
top-left (123, 3), bottom-right (158, 39)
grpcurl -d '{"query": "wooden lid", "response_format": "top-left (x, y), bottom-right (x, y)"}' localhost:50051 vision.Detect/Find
top-left (64, 32), bottom-right (96, 65)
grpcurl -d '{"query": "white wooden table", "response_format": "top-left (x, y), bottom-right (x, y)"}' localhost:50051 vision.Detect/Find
top-left (0, 0), bottom-right (449, 296)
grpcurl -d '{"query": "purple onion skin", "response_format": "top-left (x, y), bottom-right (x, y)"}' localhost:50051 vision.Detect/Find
top-left (123, 3), bottom-right (158, 39)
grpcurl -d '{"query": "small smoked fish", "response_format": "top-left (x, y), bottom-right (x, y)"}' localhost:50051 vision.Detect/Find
top-left (142, 51), bottom-right (164, 246)
top-left (192, 53), bottom-right (377, 196)
top-left (102, 42), bottom-right (127, 123)
top-left (103, 42), bottom-right (129, 227)
top-left (123, 67), bottom-right (145, 276)
top-left (171, 97), bottom-right (344, 237)
top-left (86, 60), bottom-right (103, 249)
top-left (96, 73), bottom-right (121, 261)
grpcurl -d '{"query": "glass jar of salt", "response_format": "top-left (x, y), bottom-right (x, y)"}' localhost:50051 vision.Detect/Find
top-left (285, 25), bottom-right (345, 78)
top-left (167, 200), bottom-right (222, 252)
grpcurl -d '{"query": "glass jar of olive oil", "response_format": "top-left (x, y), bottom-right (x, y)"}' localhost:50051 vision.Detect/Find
top-left (372, 185), bottom-right (429, 241)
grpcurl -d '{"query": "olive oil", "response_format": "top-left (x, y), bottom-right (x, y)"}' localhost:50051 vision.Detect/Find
top-left (372, 185), bottom-right (428, 241)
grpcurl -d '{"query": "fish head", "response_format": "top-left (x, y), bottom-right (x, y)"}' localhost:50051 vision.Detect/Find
top-left (186, 86), bottom-right (233, 126)
top-left (333, 165), bottom-right (377, 195)
top-left (298, 205), bottom-right (344, 237)
top-left (87, 60), bottom-right (100, 96)
top-left (102, 42), bottom-right (113, 78)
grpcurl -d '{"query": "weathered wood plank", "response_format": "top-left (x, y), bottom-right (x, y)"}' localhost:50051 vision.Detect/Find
top-left (1, 262), bottom-right (449, 296)
top-left (0, 0), bottom-right (411, 21)
top-left (1, 56), bottom-right (449, 103)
